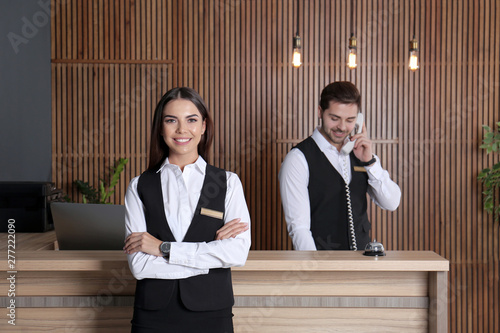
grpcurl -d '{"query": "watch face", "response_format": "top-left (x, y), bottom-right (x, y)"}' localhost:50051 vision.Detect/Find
top-left (161, 242), bottom-right (170, 253)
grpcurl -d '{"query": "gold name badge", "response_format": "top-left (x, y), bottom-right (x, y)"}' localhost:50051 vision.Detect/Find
top-left (353, 166), bottom-right (367, 172)
top-left (200, 207), bottom-right (224, 219)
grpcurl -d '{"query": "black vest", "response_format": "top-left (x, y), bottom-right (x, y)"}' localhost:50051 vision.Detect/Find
top-left (296, 137), bottom-right (371, 250)
top-left (133, 164), bottom-right (234, 311)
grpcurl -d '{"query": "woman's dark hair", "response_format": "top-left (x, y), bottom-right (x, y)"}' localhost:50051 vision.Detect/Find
top-left (319, 81), bottom-right (361, 111)
top-left (148, 87), bottom-right (214, 170)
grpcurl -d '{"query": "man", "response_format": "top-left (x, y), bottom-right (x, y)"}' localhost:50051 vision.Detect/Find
top-left (279, 81), bottom-right (401, 251)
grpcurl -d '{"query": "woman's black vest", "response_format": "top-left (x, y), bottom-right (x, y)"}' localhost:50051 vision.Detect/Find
top-left (133, 164), bottom-right (233, 311)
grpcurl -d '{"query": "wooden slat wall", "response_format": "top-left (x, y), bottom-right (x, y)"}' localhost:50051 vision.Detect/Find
top-left (52, 0), bottom-right (174, 204)
top-left (51, 0), bottom-right (499, 331)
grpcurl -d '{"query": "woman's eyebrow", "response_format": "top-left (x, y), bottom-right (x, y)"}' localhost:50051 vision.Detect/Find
top-left (163, 114), bottom-right (199, 118)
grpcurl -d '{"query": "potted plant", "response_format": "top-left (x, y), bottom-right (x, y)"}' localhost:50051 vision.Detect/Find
top-left (478, 122), bottom-right (500, 221)
top-left (73, 158), bottom-right (129, 204)
top-left (50, 158), bottom-right (129, 250)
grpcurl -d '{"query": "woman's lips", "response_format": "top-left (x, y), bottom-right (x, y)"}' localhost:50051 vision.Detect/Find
top-left (173, 138), bottom-right (192, 144)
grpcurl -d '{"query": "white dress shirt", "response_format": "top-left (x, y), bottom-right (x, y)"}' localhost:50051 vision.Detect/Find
top-left (125, 156), bottom-right (251, 280)
top-left (278, 127), bottom-right (401, 251)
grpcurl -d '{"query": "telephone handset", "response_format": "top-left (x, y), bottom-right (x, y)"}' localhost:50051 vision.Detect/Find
top-left (340, 113), bottom-right (364, 155)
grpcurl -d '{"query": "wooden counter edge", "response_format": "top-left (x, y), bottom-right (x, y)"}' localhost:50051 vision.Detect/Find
top-left (1, 250), bottom-right (449, 272)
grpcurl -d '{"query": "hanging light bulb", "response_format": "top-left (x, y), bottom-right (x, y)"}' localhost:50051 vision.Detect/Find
top-left (291, 0), bottom-right (302, 68)
top-left (347, 33), bottom-right (357, 69)
top-left (292, 34), bottom-right (302, 68)
top-left (409, 35), bottom-right (419, 71)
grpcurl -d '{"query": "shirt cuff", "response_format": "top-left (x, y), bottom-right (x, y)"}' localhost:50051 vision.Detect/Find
top-left (167, 242), bottom-right (198, 267)
top-left (365, 156), bottom-right (384, 179)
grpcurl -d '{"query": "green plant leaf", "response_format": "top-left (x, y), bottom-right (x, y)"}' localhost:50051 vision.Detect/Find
top-left (109, 158), bottom-right (129, 189)
top-left (478, 122), bottom-right (500, 222)
top-left (99, 180), bottom-right (108, 204)
top-left (73, 180), bottom-right (99, 204)
top-left (72, 157), bottom-right (128, 204)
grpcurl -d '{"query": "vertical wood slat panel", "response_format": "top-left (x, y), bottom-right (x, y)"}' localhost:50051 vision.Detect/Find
top-left (51, 1), bottom-right (499, 331)
top-left (52, 63), bottom-right (170, 203)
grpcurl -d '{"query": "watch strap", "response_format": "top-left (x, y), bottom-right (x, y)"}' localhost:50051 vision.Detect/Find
top-left (358, 156), bottom-right (376, 167)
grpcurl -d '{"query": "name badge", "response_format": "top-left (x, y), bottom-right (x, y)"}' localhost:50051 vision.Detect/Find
top-left (200, 207), bottom-right (224, 219)
top-left (353, 166), bottom-right (367, 172)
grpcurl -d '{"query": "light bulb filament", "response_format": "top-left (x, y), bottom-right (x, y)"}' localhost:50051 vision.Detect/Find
top-left (348, 49), bottom-right (357, 69)
top-left (409, 51), bottom-right (419, 71)
top-left (292, 50), bottom-right (302, 67)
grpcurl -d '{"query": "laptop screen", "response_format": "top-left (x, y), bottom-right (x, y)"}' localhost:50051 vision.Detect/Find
top-left (51, 202), bottom-right (125, 250)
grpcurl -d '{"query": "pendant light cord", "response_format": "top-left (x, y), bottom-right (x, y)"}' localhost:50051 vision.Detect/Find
top-left (296, 0), bottom-right (299, 36)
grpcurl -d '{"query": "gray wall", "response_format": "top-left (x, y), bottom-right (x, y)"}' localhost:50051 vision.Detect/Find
top-left (0, 0), bottom-right (51, 182)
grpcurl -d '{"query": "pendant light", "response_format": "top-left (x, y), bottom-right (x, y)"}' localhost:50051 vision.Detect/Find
top-left (409, 0), bottom-right (419, 71)
top-left (347, 0), bottom-right (357, 69)
top-left (292, 0), bottom-right (302, 68)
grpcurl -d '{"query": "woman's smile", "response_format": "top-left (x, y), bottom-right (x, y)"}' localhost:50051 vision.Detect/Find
top-left (173, 137), bottom-right (192, 144)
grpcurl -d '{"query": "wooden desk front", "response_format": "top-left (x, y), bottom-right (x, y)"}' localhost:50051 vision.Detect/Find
top-left (0, 233), bottom-right (448, 332)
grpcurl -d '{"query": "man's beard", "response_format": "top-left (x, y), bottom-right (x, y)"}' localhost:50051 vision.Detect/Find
top-left (322, 125), bottom-right (348, 146)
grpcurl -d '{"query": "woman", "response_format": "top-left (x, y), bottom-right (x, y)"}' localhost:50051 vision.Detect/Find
top-left (123, 87), bottom-right (251, 332)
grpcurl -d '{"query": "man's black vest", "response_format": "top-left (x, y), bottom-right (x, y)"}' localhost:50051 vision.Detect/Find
top-left (296, 137), bottom-right (371, 250)
top-left (133, 164), bottom-right (234, 311)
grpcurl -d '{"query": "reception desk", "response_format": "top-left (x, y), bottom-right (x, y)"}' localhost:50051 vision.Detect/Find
top-left (1, 232), bottom-right (448, 332)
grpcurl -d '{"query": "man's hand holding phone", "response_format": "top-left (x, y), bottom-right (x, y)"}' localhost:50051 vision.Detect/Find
top-left (340, 113), bottom-right (375, 166)
top-left (352, 123), bottom-right (374, 165)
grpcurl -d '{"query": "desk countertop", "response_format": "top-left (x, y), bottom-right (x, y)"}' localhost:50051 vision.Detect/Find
top-left (1, 231), bottom-right (449, 272)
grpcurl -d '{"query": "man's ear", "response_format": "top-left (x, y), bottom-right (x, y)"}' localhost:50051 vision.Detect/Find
top-left (317, 106), bottom-right (323, 120)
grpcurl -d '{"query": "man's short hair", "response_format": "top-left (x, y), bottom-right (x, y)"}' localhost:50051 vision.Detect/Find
top-left (319, 81), bottom-right (361, 111)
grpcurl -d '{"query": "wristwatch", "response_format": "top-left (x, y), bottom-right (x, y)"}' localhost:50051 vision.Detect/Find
top-left (160, 241), bottom-right (171, 258)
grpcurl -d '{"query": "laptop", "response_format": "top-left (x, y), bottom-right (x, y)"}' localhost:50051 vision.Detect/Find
top-left (50, 202), bottom-right (125, 250)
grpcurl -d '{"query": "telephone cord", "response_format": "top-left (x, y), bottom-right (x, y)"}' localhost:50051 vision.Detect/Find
top-left (342, 154), bottom-right (357, 251)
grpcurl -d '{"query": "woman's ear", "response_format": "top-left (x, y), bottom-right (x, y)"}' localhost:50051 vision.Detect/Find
top-left (202, 119), bottom-right (206, 135)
